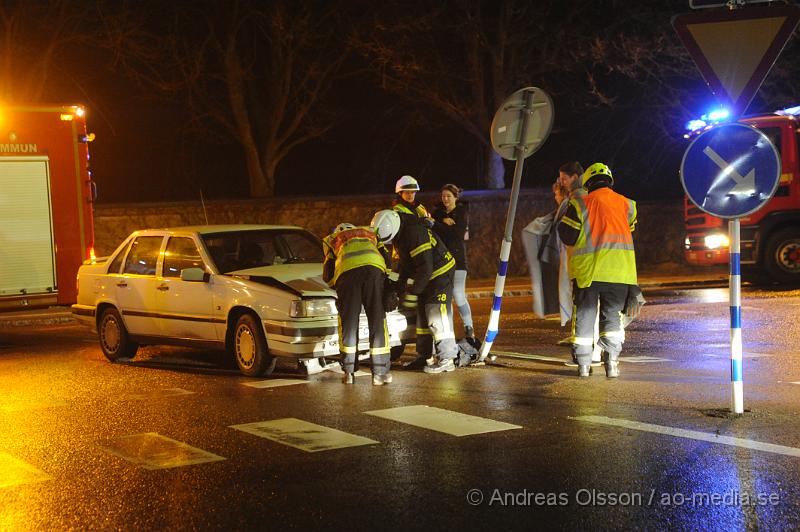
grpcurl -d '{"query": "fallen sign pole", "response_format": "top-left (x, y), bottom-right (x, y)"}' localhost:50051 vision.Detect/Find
top-left (477, 87), bottom-right (553, 363)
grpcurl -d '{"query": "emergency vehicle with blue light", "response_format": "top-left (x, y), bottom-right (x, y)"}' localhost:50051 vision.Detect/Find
top-left (683, 105), bottom-right (800, 283)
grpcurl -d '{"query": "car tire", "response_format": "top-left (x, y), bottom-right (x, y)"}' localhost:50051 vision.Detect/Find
top-left (390, 344), bottom-right (406, 361)
top-left (98, 307), bottom-right (139, 361)
top-left (764, 228), bottom-right (800, 284)
top-left (232, 313), bottom-right (277, 376)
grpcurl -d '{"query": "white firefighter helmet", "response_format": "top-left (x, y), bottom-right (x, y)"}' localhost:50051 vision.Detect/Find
top-left (334, 222), bottom-right (356, 233)
top-left (395, 175), bottom-right (420, 193)
top-left (370, 209), bottom-right (401, 243)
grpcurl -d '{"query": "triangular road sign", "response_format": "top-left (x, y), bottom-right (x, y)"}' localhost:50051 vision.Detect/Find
top-left (673, 5), bottom-right (800, 116)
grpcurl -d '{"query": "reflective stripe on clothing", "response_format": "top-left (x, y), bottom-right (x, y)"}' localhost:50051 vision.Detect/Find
top-left (323, 227), bottom-right (386, 286)
top-left (567, 188), bottom-right (637, 288)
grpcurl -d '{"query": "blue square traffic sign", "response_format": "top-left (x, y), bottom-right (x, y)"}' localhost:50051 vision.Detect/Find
top-left (680, 123), bottom-right (780, 218)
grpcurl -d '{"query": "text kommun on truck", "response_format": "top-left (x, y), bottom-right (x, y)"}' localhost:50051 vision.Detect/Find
top-left (0, 105), bottom-right (96, 309)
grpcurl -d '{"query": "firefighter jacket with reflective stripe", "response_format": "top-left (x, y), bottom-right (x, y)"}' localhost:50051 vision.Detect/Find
top-left (322, 226), bottom-right (388, 287)
top-left (393, 213), bottom-right (455, 295)
top-left (557, 185), bottom-right (638, 288)
top-left (393, 199), bottom-right (430, 219)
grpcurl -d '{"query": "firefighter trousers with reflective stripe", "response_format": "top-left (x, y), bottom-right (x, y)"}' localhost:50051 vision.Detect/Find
top-left (415, 271), bottom-right (458, 361)
top-left (571, 281), bottom-right (628, 366)
top-left (335, 267), bottom-right (390, 375)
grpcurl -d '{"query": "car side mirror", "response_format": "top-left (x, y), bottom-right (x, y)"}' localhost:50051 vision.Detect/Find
top-left (180, 267), bottom-right (210, 282)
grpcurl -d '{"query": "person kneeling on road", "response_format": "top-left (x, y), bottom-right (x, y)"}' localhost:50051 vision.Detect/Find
top-left (371, 209), bottom-right (460, 374)
top-left (322, 223), bottom-right (393, 386)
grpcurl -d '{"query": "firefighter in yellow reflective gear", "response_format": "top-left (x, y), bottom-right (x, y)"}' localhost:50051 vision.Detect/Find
top-left (392, 175), bottom-right (434, 226)
top-left (371, 209), bottom-right (459, 373)
top-left (322, 223), bottom-right (393, 385)
top-left (557, 163), bottom-right (638, 378)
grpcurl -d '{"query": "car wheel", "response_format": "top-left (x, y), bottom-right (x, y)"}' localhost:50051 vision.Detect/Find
top-left (98, 307), bottom-right (138, 361)
top-left (764, 228), bottom-right (800, 284)
top-left (232, 313), bottom-right (277, 376)
top-left (390, 344), bottom-right (406, 361)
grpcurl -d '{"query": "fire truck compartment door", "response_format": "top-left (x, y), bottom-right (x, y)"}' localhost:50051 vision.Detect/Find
top-left (0, 157), bottom-right (56, 297)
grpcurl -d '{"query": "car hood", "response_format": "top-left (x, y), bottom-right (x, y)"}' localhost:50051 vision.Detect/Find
top-left (226, 263), bottom-right (334, 297)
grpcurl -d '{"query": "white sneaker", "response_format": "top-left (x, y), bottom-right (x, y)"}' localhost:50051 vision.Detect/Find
top-left (423, 358), bottom-right (455, 374)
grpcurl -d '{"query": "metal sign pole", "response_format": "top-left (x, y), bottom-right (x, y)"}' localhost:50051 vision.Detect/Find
top-left (729, 218), bottom-right (744, 414)
top-left (478, 90), bottom-right (535, 362)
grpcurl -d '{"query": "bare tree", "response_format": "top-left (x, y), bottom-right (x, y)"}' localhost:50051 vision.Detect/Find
top-left (100, 0), bottom-right (347, 198)
top-left (351, 0), bottom-right (636, 189)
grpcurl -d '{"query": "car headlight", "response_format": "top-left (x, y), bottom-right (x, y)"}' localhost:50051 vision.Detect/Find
top-left (704, 233), bottom-right (730, 250)
top-left (290, 298), bottom-right (337, 318)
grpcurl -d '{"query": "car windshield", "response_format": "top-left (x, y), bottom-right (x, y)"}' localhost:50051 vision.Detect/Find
top-left (201, 229), bottom-right (323, 273)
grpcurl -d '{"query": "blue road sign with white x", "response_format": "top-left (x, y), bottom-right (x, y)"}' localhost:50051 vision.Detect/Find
top-left (680, 123), bottom-right (781, 219)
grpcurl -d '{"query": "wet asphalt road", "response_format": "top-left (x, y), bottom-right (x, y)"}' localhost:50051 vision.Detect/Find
top-left (1, 283), bottom-right (799, 531)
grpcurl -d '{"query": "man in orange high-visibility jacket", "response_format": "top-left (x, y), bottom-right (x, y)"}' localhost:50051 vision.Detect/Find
top-left (557, 163), bottom-right (638, 379)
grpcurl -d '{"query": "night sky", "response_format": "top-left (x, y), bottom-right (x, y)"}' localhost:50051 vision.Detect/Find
top-left (15, 0), bottom-right (800, 204)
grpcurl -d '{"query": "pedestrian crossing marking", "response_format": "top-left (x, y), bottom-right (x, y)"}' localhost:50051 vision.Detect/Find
top-left (96, 433), bottom-right (226, 470)
top-left (230, 418), bottom-right (378, 452)
top-left (364, 405), bottom-right (522, 437)
top-left (1, 399), bottom-right (69, 412)
top-left (125, 388), bottom-right (195, 400)
top-left (241, 379), bottom-right (310, 389)
top-left (571, 415), bottom-right (800, 458)
top-left (0, 453), bottom-right (51, 488)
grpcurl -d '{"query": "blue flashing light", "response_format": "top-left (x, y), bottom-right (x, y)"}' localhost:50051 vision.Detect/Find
top-left (684, 107), bottom-right (731, 133)
top-left (775, 105), bottom-right (800, 116)
top-left (685, 119), bottom-right (707, 132)
top-left (705, 108), bottom-right (730, 121)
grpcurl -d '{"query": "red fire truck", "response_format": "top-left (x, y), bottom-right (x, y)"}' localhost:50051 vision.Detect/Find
top-left (0, 105), bottom-right (96, 309)
top-left (683, 105), bottom-right (800, 283)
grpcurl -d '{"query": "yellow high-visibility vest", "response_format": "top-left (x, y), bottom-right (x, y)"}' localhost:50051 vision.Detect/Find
top-left (322, 227), bottom-right (386, 286)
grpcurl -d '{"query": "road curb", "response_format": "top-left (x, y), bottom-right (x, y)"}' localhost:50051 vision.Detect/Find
top-left (0, 311), bottom-right (75, 329)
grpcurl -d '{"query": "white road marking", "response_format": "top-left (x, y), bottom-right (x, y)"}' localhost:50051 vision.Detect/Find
top-left (365, 405), bottom-right (522, 437)
top-left (0, 452), bottom-right (51, 488)
top-left (703, 353), bottom-right (772, 359)
top-left (620, 356), bottom-right (672, 363)
top-left (230, 418), bottom-right (378, 452)
top-left (97, 433), bottom-right (226, 470)
top-left (125, 388), bottom-right (195, 400)
top-left (242, 379), bottom-right (310, 389)
top-left (571, 415), bottom-right (800, 458)
top-left (791, 382), bottom-right (800, 385)
top-left (490, 350), bottom-right (566, 363)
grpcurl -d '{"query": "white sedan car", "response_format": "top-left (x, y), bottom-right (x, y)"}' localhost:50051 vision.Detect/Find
top-left (72, 225), bottom-right (411, 376)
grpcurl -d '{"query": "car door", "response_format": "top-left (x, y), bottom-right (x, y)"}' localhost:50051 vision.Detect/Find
top-left (115, 235), bottom-right (165, 336)
top-left (157, 236), bottom-right (220, 341)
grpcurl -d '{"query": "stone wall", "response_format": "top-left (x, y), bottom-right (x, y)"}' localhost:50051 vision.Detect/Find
top-left (92, 190), bottom-right (686, 278)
